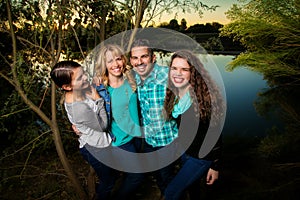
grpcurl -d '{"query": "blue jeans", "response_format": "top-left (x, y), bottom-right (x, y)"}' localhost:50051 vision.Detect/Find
top-left (79, 146), bottom-right (116, 200)
top-left (164, 154), bottom-right (212, 200)
top-left (143, 142), bottom-right (177, 194)
top-left (112, 139), bottom-right (144, 199)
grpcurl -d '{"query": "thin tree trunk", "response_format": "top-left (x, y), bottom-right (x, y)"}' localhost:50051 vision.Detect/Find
top-left (51, 84), bottom-right (88, 200)
top-left (6, 0), bottom-right (88, 199)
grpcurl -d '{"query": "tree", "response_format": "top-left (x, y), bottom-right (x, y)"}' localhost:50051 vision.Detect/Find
top-left (114, 0), bottom-right (218, 49)
top-left (1, 0), bottom-right (88, 199)
top-left (186, 23), bottom-right (205, 33)
top-left (0, 0), bottom-right (221, 198)
top-left (220, 0), bottom-right (300, 84)
top-left (169, 19), bottom-right (180, 31)
top-left (220, 0), bottom-right (300, 162)
top-left (180, 18), bottom-right (187, 32)
top-left (117, 0), bottom-right (217, 28)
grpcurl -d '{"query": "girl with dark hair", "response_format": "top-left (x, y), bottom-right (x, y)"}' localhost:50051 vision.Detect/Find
top-left (163, 50), bottom-right (224, 200)
top-left (50, 61), bottom-right (114, 200)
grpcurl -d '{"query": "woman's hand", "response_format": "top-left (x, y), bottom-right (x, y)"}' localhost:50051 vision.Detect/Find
top-left (92, 76), bottom-right (102, 86)
top-left (86, 86), bottom-right (100, 100)
top-left (206, 168), bottom-right (219, 185)
top-left (72, 124), bottom-right (81, 136)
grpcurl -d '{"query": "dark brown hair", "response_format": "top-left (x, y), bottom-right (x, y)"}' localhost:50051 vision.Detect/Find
top-left (164, 50), bottom-right (223, 123)
top-left (129, 39), bottom-right (154, 58)
top-left (50, 61), bottom-right (81, 89)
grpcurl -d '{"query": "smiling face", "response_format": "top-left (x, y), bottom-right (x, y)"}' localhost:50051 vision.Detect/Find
top-left (170, 57), bottom-right (191, 95)
top-left (70, 67), bottom-right (90, 91)
top-left (130, 46), bottom-right (156, 80)
top-left (105, 50), bottom-right (124, 78)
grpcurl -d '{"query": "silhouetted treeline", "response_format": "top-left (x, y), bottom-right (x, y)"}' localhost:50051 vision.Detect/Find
top-left (158, 19), bottom-right (245, 54)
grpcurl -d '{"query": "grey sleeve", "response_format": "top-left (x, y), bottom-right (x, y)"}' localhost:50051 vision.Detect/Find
top-left (95, 98), bottom-right (108, 130)
top-left (65, 101), bottom-right (111, 147)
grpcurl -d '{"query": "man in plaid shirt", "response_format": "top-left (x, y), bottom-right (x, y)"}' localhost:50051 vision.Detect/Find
top-left (129, 39), bottom-right (178, 195)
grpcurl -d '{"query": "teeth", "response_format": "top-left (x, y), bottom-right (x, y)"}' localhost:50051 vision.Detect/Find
top-left (174, 77), bottom-right (183, 83)
top-left (137, 66), bottom-right (145, 71)
top-left (113, 68), bottom-right (121, 72)
top-left (137, 64), bottom-right (146, 70)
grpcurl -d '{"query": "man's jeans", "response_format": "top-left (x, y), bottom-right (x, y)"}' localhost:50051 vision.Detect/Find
top-left (143, 141), bottom-right (177, 194)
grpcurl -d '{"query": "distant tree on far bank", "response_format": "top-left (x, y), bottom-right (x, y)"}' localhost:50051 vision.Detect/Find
top-left (158, 19), bottom-right (245, 53)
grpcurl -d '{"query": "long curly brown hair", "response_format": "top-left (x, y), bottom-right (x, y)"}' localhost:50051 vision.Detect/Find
top-left (164, 50), bottom-right (224, 124)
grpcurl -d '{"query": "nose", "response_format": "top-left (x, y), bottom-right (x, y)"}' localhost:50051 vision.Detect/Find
top-left (83, 73), bottom-right (88, 81)
top-left (112, 59), bottom-right (119, 67)
top-left (175, 69), bottom-right (183, 76)
top-left (136, 57), bottom-right (143, 65)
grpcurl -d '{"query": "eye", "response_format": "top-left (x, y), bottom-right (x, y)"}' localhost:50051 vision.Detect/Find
top-left (77, 75), bottom-right (83, 81)
top-left (141, 54), bottom-right (149, 59)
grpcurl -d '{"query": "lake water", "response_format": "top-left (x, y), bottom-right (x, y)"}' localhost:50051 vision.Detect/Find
top-left (158, 54), bottom-right (278, 137)
top-left (210, 55), bottom-right (277, 137)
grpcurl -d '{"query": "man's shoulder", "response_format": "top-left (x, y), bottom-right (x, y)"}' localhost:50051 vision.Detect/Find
top-left (154, 63), bottom-right (169, 72)
top-left (153, 63), bottom-right (169, 82)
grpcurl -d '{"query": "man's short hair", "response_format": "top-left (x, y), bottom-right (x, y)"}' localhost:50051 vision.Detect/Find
top-left (130, 39), bottom-right (154, 57)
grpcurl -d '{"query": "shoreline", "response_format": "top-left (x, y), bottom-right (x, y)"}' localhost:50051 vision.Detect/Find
top-left (209, 50), bottom-right (243, 56)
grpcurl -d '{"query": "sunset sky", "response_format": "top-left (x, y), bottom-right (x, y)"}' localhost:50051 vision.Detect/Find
top-left (155, 0), bottom-right (242, 26)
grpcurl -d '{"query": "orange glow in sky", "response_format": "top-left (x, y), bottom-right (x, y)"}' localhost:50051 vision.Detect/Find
top-left (154, 0), bottom-right (241, 26)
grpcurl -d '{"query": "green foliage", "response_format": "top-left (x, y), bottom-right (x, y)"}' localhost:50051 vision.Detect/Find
top-left (257, 126), bottom-right (300, 162)
top-left (201, 37), bottom-right (224, 52)
top-left (221, 0), bottom-right (300, 84)
top-left (253, 68), bottom-right (300, 162)
top-left (220, 0), bottom-right (300, 164)
top-left (226, 52), bottom-right (300, 85)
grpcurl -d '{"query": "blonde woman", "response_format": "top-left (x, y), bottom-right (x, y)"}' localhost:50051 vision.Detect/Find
top-left (94, 44), bottom-right (143, 199)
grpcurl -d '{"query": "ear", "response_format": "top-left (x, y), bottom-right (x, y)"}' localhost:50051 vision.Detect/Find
top-left (152, 54), bottom-right (156, 63)
top-left (62, 84), bottom-right (72, 91)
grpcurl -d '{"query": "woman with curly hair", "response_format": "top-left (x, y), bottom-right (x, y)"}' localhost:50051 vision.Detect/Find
top-left (163, 50), bottom-right (224, 200)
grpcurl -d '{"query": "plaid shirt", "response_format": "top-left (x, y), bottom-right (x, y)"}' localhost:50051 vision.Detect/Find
top-left (135, 63), bottom-right (178, 147)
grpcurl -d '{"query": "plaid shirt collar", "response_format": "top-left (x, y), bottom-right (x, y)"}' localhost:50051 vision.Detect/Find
top-left (135, 63), bottom-right (161, 86)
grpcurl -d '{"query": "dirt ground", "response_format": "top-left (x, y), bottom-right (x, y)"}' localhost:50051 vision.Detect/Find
top-left (1, 140), bottom-right (300, 200)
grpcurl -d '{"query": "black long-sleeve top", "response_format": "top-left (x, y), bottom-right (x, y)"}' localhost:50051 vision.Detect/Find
top-left (175, 105), bottom-right (222, 171)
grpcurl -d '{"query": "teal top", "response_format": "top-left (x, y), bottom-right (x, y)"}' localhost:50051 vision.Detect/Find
top-left (172, 91), bottom-right (192, 118)
top-left (108, 79), bottom-right (142, 146)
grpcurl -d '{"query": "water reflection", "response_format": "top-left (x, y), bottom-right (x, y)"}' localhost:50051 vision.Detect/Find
top-left (210, 55), bottom-right (281, 137)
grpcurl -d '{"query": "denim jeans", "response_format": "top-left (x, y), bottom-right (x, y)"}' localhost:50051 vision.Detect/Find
top-left (112, 139), bottom-right (144, 199)
top-left (79, 146), bottom-right (116, 200)
top-left (143, 142), bottom-right (177, 194)
top-left (164, 154), bottom-right (212, 200)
